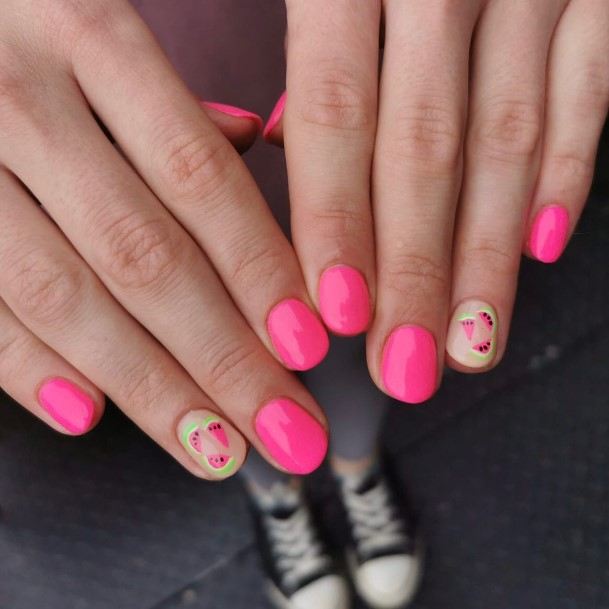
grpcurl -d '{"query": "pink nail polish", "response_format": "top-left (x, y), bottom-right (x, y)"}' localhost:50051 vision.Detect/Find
top-left (263, 91), bottom-right (286, 140)
top-left (319, 265), bottom-right (371, 336)
top-left (267, 298), bottom-right (329, 371)
top-left (255, 398), bottom-right (328, 474)
top-left (381, 325), bottom-right (437, 404)
top-left (202, 101), bottom-right (263, 131)
top-left (529, 205), bottom-right (570, 263)
top-left (38, 378), bottom-right (95, 434)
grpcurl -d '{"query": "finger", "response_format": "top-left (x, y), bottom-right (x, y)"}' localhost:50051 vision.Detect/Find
top-left (368, 0), bottom-right (479, 403)
top-left (283, 0), bottom-right (379, 336)
top-left (446, 0), bottom-right (566, 372)
top-left (68, 4), bottom-right (328, 371)
top-left (525, 0), bottom-right (609, 263)
top-left (0, 297), bottom-right (104, 435)
top-left (0, 170), bottom-right (251, 480)
top-left (263, 91), bottom-right (286, 146)
top-left (202, 101), bottom-right (263, 154)
top-left (0, 79), bottom-right (329, 476)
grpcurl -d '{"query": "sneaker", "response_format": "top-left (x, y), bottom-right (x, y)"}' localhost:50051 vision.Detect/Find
top-left (338, 466), bottom-right (423, 609)
top-left (248, 481), bottom-right (350, 609)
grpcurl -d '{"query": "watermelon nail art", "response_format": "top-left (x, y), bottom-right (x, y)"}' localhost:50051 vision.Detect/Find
top-left (447, 301), bottom-right (498, 369)
top-left (177, 410), bottom-right (246, 480)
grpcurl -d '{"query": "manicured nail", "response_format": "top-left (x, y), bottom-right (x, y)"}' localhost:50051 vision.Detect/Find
top-left (381, 325), bottom-right (437, 404)
top-left (255, 398), bottom-right (328, 474)
top-left (446, 300), bottom-right (498, 369)
top-left (202, 101), bottom-right (263, 131)
top-left (319, 265), bottom-right (371, 336)
top-left (529, 205), bottom-right (570, 263)
top-left (267, 298), bottom-right (329, 370)
top-left (263, 91), bottom-right (286, 140)
top-left (178, 410), bottom-right (246, 480)
top-left (38, 378), bottom-right (95, 435)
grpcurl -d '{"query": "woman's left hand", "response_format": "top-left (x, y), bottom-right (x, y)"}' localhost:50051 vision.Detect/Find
top-left (265, 0), bottom-right (609, 403)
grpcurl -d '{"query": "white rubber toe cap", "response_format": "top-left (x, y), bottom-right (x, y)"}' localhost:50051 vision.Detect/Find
top-left (289, 574), bottom-right (351, 609)
top-left (353, 554), bottom-right (422, 609)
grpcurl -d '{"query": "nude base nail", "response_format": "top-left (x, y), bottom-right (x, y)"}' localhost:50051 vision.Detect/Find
top-left (178, 410), bottom-right (247, 479)
top-left (446, 300), bottom-right (498, 369)
top-left (38, 378), bottom-right (95, 435)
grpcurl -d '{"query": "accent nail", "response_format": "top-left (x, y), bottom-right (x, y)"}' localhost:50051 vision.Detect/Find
top-left (178, 410), bottom-right (247, 479)
top-left (319, 265), bottom-right (371, 336)
top-left (267, 298), bottom-right (329, 370)
top-left (38, 378), bottom-right (95, 435)
top-left (263, 91), bottom-right (286, 140)
top-left (202, 101), bottom-right (263, 131)
top-left (446, 300), bottom-right (498, 369)
top-left (529, 205), bottom-right (570, 263)
top-left (381, 325), bottom-right (437, 404)
top-left (255, 398), bottom-right (328, 474)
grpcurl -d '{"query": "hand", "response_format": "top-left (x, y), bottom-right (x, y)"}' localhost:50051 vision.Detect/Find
top-left (265, 0), bottom-right (609, 402)
top-left (0, 0), bottom-right (331, 479)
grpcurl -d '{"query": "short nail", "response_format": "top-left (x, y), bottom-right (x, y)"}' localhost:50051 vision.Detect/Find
top-left (255, 398), bottom-right (328, 474)
top-left (263, 91), bottom-right (286, 139)
top-left (319, 265), bottom-right (371, 336)
top-left (529, 205), bottom-right (570, 263)
top-left (446, 300), bottom-right (498, 369)
top-left (267, 298), bottom-right (329, 370)
top-left (178, 410), bottom-right (247, 479)
top-left (202, 101), bottom-right (263, 131)
top-left (381, 325), bottom-right (437, 404)
top-left (38, 378), bottom-right (95, 435)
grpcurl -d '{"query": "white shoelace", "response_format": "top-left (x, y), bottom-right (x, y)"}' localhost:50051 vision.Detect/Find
top-left (342, 477), bottom-right (409, 558)
top-left (264, 506), bottom-right (332, 591)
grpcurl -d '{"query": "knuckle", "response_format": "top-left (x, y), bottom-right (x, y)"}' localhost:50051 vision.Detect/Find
top-left (99, 213), bottom-right (185, 291)
top-left (229, 241), bottom-right (285, 291)
top-left (202, 337), bottom-right (260, 395)
top-left (158, 130), bottom-right (232, 204)
top-left (549, 150), bottom-right (595, 187)
top-left (306, 203), bottom-right (370, 242)
top-left (0, 330), bottom-right (30, 367)
top-left (473, 98), bottom-right (542, 163)
top-left (578, 59), bottom-right (609, 114)
top-left (7, 249), bottom-right (86, 328)
top-left (120, 358), bottom-right (173, 415)
top-left (386, 99), bottom-right (462, 174)
top-left (383, 250), bottom-right (449, 297)
top-left (457, 240), bottom-right (518, 281)
top-left (300, 63), bottom-right (374, 132)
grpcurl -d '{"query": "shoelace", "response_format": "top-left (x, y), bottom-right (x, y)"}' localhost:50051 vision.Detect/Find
top-left (342, 477), bottom-right (410, 558)
top-left (264, 506), bottom-right (332, 591)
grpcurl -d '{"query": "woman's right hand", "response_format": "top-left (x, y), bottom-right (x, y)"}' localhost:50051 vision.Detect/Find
top-left (0, 0), bottom-right (331, 480)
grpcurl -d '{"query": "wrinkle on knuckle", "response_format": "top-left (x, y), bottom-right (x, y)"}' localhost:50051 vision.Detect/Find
top-left (457, 240), bottom-right (518, 280)
top-left (229, 241), bottom-right (285, 290)
top-left (382, 251), bottom-right (449, 297)
top-left (202, 337), bottom-right (259, 395)
top-left (120, 358), bottom-right (172, 415)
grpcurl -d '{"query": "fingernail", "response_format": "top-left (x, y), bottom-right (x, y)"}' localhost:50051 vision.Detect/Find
top-left (529, 205), bottom-right (570, 263)
top-left (381, 325), bottom-right (437, 404)
top-left (446, 300), bottom-right (498, 369)
top-left (263, 91), bottom-right (286, 140)
top-left (202, 101), bottom-right (263, 131)
top-left (255, 398), bottom-right (328, 474)
top-left (178, 410), bottom-right (247, 479)
top-left (267, 298), bottom-right (329, 370)
top-left (38, 378), bottom-right (95, 435)
top-left (319, 265), bottom-right (371, 336)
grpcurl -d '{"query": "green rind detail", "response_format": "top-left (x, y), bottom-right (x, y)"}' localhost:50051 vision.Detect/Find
top-left (203, 456), bottom-right (237, 478)
top-left (181, 422), bottom-right (200, 450)
top-left (457, 314), bottom-right (476, 322)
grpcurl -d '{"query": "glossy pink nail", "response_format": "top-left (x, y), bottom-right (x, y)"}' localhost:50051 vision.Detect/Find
top-left (255, 398), bottom-right (328, 474)
top-left (263, 91), bottom-right (286, 140)
top-left (202, 101), bottom-right (263, 131)
top-left (319, 265), bottom-right (371, 336)
top-left (38, 378), bottom-right (95, 434)
top-left (381, 325), bottom-right (437, 404)
top-left (267, 298), bottom-right (329, 370)
top-left (529, 205), bottom-right (570, 263)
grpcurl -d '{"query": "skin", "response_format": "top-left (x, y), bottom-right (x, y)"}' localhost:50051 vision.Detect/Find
top-left (268, 0), bottom-right (609, 400)
top-left (0, 0), bottom-right (331, 480)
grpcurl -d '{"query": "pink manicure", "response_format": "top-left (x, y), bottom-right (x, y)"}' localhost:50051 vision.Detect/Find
top-left (319, 265), bottom-right (371, 336)
top-left (381, 325), bottom-right (437, 404)
top-left (202, 101), bottom-right (263, 131)
top-left (255, 398), bottom-right (328, 474)
top-left (263, 91), bottom-right (286, 140)
top-left (267, 298), bottom-right (329, 371)
top-left (529, 205), bottom-right (570, 263)
top-left (38, 378), bottom-right (95, 435)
